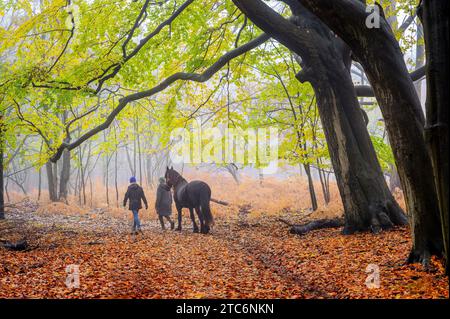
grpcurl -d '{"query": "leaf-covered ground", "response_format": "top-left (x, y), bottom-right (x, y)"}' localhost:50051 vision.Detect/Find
top-left (0, 200), bottom-right (448, 299)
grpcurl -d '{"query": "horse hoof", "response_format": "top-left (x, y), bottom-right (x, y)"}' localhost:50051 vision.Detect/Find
top-left (193, 228), bottom-right (199, 233)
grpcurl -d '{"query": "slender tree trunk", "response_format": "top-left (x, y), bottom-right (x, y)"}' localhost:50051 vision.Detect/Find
top-left (146, 155), bottom-right (153, 187)
top-left (46, 161), bottom-right (57, 201)
top-left (37, 140), bottom-right (43, 201)
top-left (137, 119), bottom-right (142, 184)
top-left (317, 160), bottom-right (330, 205)
top-left (38, 165), bottom-right (42, 201)
top-left (78, 146), bottom-right (86, 206)
top-left (52, 161), bottom-right (58, 197)
top-left (89, 174), bottom-right (93, 207)
top-left (58, 147), bottom-right (70, 202)
top-left (125, 145), bottom-right (135, 177)
top-left (115, 149), bottom-right (119, 208)
top-left (0, 120), bottom-right (4, 219)
top-left (414, 23), bottom-right (425, 101)
top-left (303, 163), bottom-right (318, 211)
top-left (324, 168), bottom-right (330, 204)
top-left (5, 178), bottom-right (9, 203)
top-left (74, 158), bottom-right (80, 204)
top-left (133, 117), bottom-right (137, 179)
top-left (419, 0), bottom-right (449, 271)
top-left (58, 111), bottom-right (70, 202)
top-left (105, 154), bottom-right (110, 206)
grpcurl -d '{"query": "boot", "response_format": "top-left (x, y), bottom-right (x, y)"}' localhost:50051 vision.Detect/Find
top-left (159, 216), bottom-right (166, 230)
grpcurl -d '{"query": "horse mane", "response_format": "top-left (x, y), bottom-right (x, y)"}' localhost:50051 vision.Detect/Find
top-left (171, 169), bottom-right (187, 186)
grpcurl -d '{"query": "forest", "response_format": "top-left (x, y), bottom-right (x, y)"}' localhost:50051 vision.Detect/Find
top-left (0, 0), bottom-right (448, 300)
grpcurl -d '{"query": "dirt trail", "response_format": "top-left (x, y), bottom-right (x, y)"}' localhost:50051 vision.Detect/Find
top-left (0, 205), bottom-right (448, 299)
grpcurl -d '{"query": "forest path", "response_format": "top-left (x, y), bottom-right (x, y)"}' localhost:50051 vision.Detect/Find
top-left (0, 204), bottom-right (448, 298)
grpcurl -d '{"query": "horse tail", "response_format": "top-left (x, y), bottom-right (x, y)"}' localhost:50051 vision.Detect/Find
top-left (201, 193), bottom-right (214, 227)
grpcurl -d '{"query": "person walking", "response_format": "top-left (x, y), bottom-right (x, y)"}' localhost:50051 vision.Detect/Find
top-left (155, 177), bottom-right (175, 230)
top-left (123, 176), bottom-right (148, 234)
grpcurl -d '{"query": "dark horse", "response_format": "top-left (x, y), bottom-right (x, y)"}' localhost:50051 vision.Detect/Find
top-left (164, 167), bottom-right (214, 234)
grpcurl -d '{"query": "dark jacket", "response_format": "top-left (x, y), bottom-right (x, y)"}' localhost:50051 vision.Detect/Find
top-left (155, 184), bottom-right (172, 216)
top-left (123, 183), bottom-right (148, 211)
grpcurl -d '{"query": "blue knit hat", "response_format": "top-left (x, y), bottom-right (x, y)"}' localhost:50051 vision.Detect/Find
top-left (130, 176), bottom-right (136, 183)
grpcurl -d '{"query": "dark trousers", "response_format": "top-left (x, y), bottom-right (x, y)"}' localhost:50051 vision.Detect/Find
top-left (158, 215), bottom-right (174, 229)
top-left (132, 209), bottom-right (141, 231)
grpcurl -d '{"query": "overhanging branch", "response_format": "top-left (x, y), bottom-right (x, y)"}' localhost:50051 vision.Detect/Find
top-left (355, 65), bottom-right (426, 97)
top-left (49, 33), bottom-right (270, 162)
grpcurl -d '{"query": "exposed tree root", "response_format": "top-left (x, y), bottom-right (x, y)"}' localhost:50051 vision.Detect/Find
top-left (289, 218), bottom-right (344, 235)
top-left (343, 200), bottom-right (408, 235)
top-left (407, 249), bottom-right (432, 270)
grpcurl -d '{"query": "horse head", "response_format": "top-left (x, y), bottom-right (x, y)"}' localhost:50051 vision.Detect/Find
top-left (165, 166), bottom-right (178, 188)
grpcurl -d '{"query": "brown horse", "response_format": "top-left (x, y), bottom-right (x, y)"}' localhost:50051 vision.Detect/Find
top-left (164, 167), bottom-right (214, 234)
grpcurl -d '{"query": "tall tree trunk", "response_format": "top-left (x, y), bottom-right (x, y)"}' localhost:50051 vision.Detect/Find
top-left (46, 161), bottom-right (57, 201)
top-left (38, 165), bottom-right (42, 201)
top-left (58, 147), bottom-right (70, 202)
top-left (133, 118), bottom-right (137, 179)
top-left (233, 0), bottom-right (407, 233)
top-left (89, 174), bottom-right (93, 207)
top-left (75, 157), bottom-right (81, 205)
top-left (105, 155), bottom-right (110, 206)
top-left (317, 167), bottom-right (327, 205)
top-left (0, 121), bottom-right (4, 220)
top-left (115, 149), bottom-right (119, 208)
top-left (52, 161), bottom-right (58, 197)
top-left (125, 145), bottom-right (135, 177)
top-left (78, 146), bottom-right (86, 206)
top-left (316, 159), bottom-right (331, 205)
top-left (38, 141), bottom-right (43, 201)
top-left (146, 155), bottom-right (153, 187)
top-left (58, 111), bottom-right (71, 202)
top-left (419, 0), bottom-right (449, 271)
top-left (303, 163), bottom-right (318, 211)
top-left (298, 0), bottom-right (443, 265)
top-left (114, 126), bottom-right (119, 208)
top-left (4, 178), bottom-right (9, 203)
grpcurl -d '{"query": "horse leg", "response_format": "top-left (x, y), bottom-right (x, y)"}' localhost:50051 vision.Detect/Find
top-left (176, 205), bottom-right (182, 231)
top-left (195, 206), bottom-right (205, 234)
top-left (189, 208), bottom-right (199, 233)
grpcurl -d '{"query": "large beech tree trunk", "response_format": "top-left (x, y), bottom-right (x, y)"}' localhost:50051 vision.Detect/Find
top-left (298, 0), bottom-right (443, 264)
top-left (419, 0), bottom-right (449, 271)
top-left (232, 0), bottom-right (407, 233)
